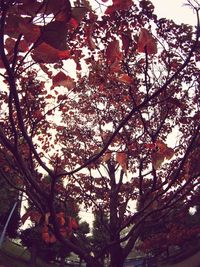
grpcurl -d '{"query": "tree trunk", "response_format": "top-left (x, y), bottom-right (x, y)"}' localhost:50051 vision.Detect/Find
top-left (29, 243), bottom-right (37, 267)
top-left (85, 258), bottom-right (104, 267)
top-left (79, 257), bottom-right (82, 267)
top-left (110, 244), bottom-right (124, 267)
top-left (59, 256), bottom-right (65, 267)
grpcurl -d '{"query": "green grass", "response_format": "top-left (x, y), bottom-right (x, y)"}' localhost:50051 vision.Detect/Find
top-left (0, 238), bottom-right (59, 267)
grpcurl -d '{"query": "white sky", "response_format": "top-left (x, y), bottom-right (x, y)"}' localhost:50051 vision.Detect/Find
top-left (151, 0), bottom-right (197, 25)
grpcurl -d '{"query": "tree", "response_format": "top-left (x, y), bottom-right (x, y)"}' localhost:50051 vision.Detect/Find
top-left (0, 0), bottom-right (200, 267)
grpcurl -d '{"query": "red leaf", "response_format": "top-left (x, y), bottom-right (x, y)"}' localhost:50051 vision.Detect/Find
top-left (106, 39), bottom-right (122, 65)
top-left (41, 21), bottom-right (68, 50)
top-left (56, 212), bottom-right (65, 226)
top-left (152, 152), bottom-right (165, 170)
top-left (137, 28), bottom-right (157, 54)
top-left (68, 217), bottom-right (78, 233)
top-left (39, 64), bottom-right (52, 77)
top-left (69, 17), bottom-right (79, 29)
top-left (41, 226), bottom-right (57, 244)
top-left (18, 20), bottom-right (40, 43)
top-left (21, 210), bottom-right (41, 224)
top-left (21, 211), bottom-right (31, 224)
top-left (31, 42), bottom-right (70, 63)
top-left (52, 71), bottom-right (76, 89)
top-left (58, 50), bottom-right (71, 60)
top-left (59, 226), bottom-right (67, 238)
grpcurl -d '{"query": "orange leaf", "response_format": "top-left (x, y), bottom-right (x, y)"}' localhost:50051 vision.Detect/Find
top-left (52, 71), bottom-right (76, 89)
top-left (118, 74), bottom-right (133, 84)
top-left (116, 152), bottom-right (128, 175)
top-left (137, 28), bottom-right (157, 54)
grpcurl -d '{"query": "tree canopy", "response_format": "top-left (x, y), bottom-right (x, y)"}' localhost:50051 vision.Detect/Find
top-left (0, 0), bottom-right (200, 267)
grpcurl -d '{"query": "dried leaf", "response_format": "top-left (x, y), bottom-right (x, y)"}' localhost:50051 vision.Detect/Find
top-left (45, 212), bottom-right (50, 224)
top-left (102, 151), bottom-right (112, 163)
top-left (151, 140), bottom-right (174, 169)
top-left (152, 152), bottom-right (165, 170)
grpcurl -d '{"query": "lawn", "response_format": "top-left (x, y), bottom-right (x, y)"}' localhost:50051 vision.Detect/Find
top-left (0, 238), bottom-right (59, 267)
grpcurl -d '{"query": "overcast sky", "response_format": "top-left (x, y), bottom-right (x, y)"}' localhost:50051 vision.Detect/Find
top-left (151, 0), bottom-right (197, 25)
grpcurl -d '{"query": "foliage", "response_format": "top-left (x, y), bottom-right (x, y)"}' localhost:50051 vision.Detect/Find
top-left (0, 170), bottom-right (20, 238)
top-left (20, 226), bottom-right (71, 263)
top-left (20, 198), bottom-right (89, 265)
top-left (0, 0), bottom-right (200, 267)
top-left (90, 212), bottom-right (110, 263)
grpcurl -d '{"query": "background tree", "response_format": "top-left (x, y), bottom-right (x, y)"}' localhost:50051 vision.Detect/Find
top-left (138, 185), bottom-right (200, 260)
top-left (90, 211), bottom-right (110, 265)
top-left (0, 165), bottom-right (21, 239)
top-left (0, 0), bottom-right (200, 267)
